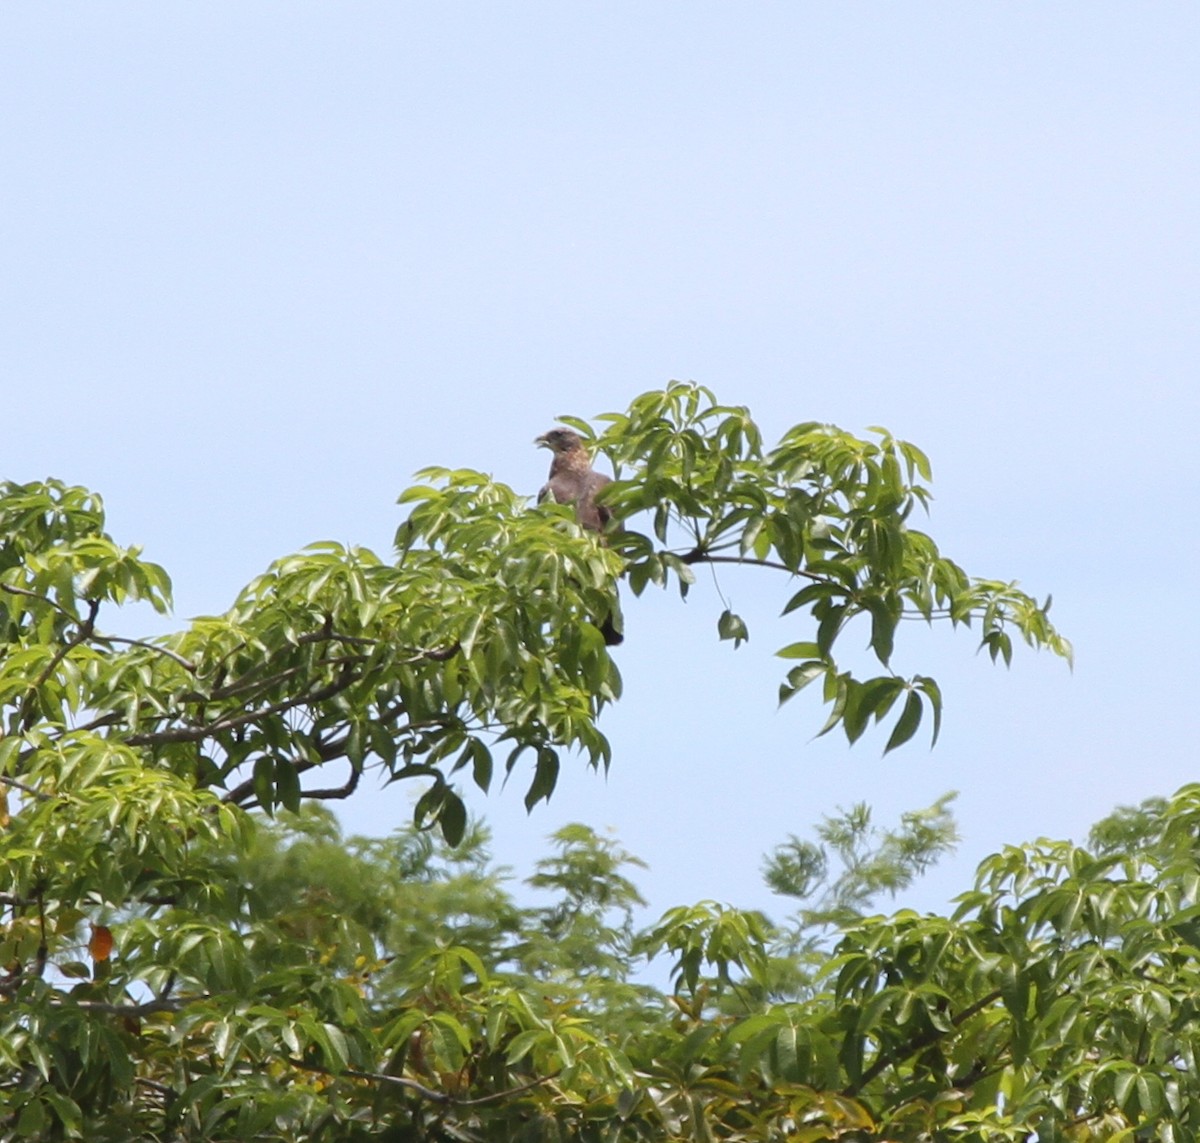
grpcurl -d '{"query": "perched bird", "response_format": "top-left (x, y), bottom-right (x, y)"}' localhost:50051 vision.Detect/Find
top-left (535, 427), bottom-right (623, 645)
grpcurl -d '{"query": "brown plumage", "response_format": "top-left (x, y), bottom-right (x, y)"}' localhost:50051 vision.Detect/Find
top-left (535, 428), bottom-right (623, 645)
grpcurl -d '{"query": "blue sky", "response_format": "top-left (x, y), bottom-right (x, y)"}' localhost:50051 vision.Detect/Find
top-left (4, 4), bottom-right (1198, 926)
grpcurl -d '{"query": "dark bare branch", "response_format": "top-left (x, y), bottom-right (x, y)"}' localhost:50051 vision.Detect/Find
top-left (301, 764), bottom-right (363, 801)
top-left (677, 549), bottom-right (823, 580)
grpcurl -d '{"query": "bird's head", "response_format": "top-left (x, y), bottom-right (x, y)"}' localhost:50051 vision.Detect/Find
top-left (534, 427), bottom-right (585, 455)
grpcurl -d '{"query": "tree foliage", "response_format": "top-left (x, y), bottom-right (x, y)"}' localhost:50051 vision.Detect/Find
top-left (2, 381), bottom-right (1156, 1142)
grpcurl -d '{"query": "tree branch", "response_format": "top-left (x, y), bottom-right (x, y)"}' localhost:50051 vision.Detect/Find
top-left (18, 598), bottom-right (100, 731)
top-left (206, 661), bottom-right (315, 704)
top-left (221, 756), bottom-right (321, 807)
top-left (126, 665), bottom-right (361, 747)
top-left (0, 582), bottom-right (77, 623)
top-left (298, 628), bottom-right (379, 648)
top-left (69, 996), bottom-right (188, 1017)
top-left (407, 642), bottom-right (461, 663)
top-left (0, 773), bottom-right (52, 801)
top-left (287, 1057), bottom-right (555, 1107)
top-left (201, 640), bottom-right (457, 707)
top-left (93, 633), bottom-right (197, 672)
top-left (301, 764), bottom-right (363, 802)
top-left (75, 711), bottom-right (123, 734)
top-left (134, 1076), bottom-right (177, 1100)
top-left (677, 549), bottom-right (823, 581)
top-left (844, 987), bottom-right (1003, 1096)
top-left (219, 709), bottom-right (458, 806)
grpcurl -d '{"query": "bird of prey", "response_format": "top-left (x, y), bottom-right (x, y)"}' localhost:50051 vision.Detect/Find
top-left (535, 427), bottom-right (624, 645)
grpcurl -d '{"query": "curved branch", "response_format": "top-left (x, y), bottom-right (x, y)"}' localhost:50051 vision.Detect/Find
top-left (408, 641), bottom-right (461, 663)
top-left (93, 634), bottom-right (197, 672)
top-left (301, 763), bottom-right (363, 802)
top-left (677, 549), bottom-right (823, 581)
top-left (0, 581), bottom-right (78, 622)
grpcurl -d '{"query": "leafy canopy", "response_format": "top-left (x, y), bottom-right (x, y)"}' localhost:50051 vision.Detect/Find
top-left (0, 383), bottom-right (1095, 1141)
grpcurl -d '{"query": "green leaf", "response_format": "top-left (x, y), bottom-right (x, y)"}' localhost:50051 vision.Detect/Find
top-left (469, 739), bottom-right (493, 793)
top-left (505, 1029), bottom-right (545, 1065)
top-left (840, 680), bottom-right (872, 745)
top-left (439, 790), bottom-right (467, 846)
top-left (858, 676), bottom-right (905, 727)
top-left (252, 755), bottom-right (275, 812)
top-left (983, 629), bottom-right (1013, 667)
top-left (865, 596), bottom-right (897, 666)
top-left (883, 690), bottom-right (922, 755)
top-left (915, 675), bottom-right (943, 746)
top-left (777, 641), bottom-right (821, 660)
top-left (413, 779), bottom-right (447, 828)
top-left (782, 581), bottom-right (841, 615)
top-left (321, 1023), bottom-right (350, 1071)
top-left (525, 747), bottom-right (560, 811)
top-left (816, 605), bottom-right (847, 657)
top-left (779, 660), bottom-right (828, 706)
top-left (1113, 1066), bottom-right (1137, 1114)
top-left (17, 1099), bottom-right (47, 1138)
top-left (774, 1023), bottom-right (800, 1082)
top-left (718, 609), bottom-right (749, 648)
top-left (275, 757), bottom-right (302, 813)
top-left (814, 673), bottom-right (851, 738)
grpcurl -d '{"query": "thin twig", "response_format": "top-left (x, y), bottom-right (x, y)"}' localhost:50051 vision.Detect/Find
top-left (127, 667), bottom-right (360, 747)
top-left (0, 894), bottom-right (38, 907)
top-left (207, 662), bottom-right (314, 704)
top-left (287, 1057), bottom-right (451, 1103)
top-left (0, 582), bottom-right (77, 622)
top-left (69, 996), bottom-right (187, 1017)
top-left (75, 711), bottom-right (124, 733)
top-left (134, 1076), bottom-right (177, 1099)
top-left (93, 634), bottom-right (197, 672)
top-left (0, 773), bottom-right (52, 801)
top-left (288, 1057), bottom-right (555, 1107)
top-left (298, 629), bottom-right (380, 648)
top-left (19, 599), bottom-right (100, 731)
top-left (404, 642), bottom-right (460, 663)
top-left (673, 553), bottom-right (963, 622)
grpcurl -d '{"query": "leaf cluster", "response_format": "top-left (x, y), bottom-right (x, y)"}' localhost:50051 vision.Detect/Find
top-left (587, 383), bottom-right (1070, 752)
top-left (0, 388), bottom-right (1082, 1140)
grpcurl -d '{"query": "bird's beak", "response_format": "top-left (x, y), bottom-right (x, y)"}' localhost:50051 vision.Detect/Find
top-left (534, 434), bottom-right (550, 449)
